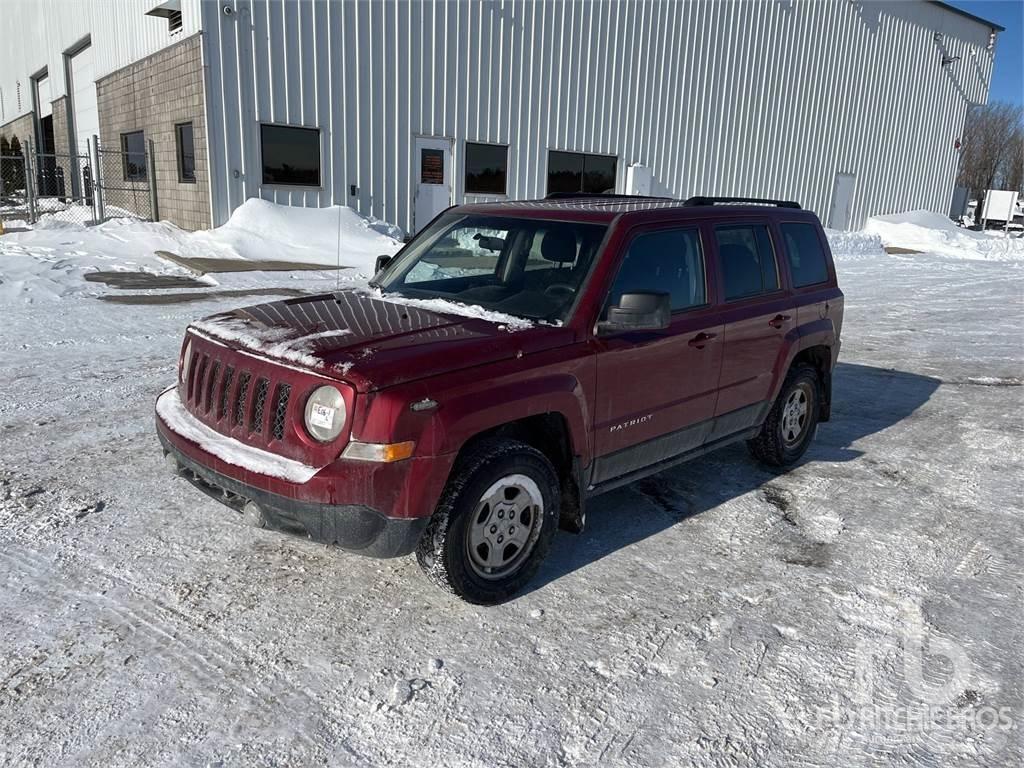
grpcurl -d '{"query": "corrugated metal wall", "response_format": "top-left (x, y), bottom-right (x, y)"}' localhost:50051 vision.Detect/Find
top-left (203, 0), bottom-right (994, 232)
top-left (0, 0), bottom-right (202, 124)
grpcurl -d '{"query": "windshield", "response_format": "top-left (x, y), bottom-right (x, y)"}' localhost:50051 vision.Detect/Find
top-left (377, 214), bottom-right (608, 322)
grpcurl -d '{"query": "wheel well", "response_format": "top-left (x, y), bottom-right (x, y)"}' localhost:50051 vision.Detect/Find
top-left (457, 413), bottom-right (584, 533)
top-left (791, 345), bottom-right (833, 421)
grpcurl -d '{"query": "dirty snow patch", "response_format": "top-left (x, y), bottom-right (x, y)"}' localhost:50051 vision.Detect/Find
top-left (156, 388), bottom-right (319, 483)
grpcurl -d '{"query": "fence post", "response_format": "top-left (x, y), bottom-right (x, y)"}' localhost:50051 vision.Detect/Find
top-left (91, 134), bottom-right (105, 223)
top-left (24, 138), bottom-right (36, 224)
top-left (147, 139), bottom-right (159, 222)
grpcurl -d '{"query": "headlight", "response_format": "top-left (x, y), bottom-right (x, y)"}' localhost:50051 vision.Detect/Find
top-left (180, 340), bottom-right (193, 385)
top-left (303, 385), bottom-right (347, 442)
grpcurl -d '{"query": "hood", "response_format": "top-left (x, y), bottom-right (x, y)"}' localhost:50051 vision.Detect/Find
top-left (188, 289), bottom-right (573, 391)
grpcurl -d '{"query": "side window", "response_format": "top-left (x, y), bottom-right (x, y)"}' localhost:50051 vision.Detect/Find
top-left (781, 222), bottom-right (830, 287)
top-left (715, 224), bottom-right (778, 301)
top-left (607, 228), bottom-right (706, 312)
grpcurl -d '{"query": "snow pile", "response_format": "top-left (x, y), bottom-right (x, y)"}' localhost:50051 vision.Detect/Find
top-left (0, 199), bottom-right (403, 304)
top-left (191, 316), bottom-right (351, 369)
top-left (0, 217), bottom-right (210, 304)
top-left (864, 209), bottom-right (1024, 261)
top-left (182, 198), bottom-right (403, 271)
top-left (824, 228), bottom-right (885, 260)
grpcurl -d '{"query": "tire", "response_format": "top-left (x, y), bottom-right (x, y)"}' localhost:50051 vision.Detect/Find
top-left (747, 364), bottom-right (821, 467)
top-left (416, 438), bottom-right (560, 604)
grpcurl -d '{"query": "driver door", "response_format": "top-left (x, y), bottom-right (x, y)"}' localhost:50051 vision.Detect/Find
top-left (591, 225), bottom-right (724, 485)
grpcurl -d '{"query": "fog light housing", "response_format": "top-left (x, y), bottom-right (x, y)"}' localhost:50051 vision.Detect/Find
top-left (342, 440), bottom-right (416, 462)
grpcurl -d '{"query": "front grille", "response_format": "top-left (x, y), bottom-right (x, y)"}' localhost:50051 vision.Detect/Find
top-left (177, 333), bottom-right (345, 466)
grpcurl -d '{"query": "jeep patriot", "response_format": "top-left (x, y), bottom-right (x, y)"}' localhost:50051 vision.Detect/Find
top-left (156, 195), bottom-right (844, 603)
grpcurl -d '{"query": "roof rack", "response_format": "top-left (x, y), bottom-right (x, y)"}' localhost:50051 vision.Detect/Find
top-left (544, 192), bottom-right (672, 201)
top-left (683, 196), bottom-right (801, 209)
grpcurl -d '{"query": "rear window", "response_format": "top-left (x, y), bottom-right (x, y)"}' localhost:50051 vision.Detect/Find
top-left (781, 223), bottom-right (830, 287)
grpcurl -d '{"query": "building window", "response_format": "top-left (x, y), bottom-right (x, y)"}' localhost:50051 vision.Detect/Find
top-left (260, 124), bottom-right (321, 187)
top-left (175, 122), bottom-right (196, 183)
top-left (715, 224), bottom-right (780, 301)
top-left (547, 150), bottom-right (617, 195)
top-left (121, 130), bottom-right (146, 181)
top-left (465, 142), bottom-right (507, 195)
top-left (168, 9), bottom-right (183, 32)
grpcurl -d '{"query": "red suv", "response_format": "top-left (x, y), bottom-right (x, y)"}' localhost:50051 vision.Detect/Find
top-left (156, 195), bottom-right (843, 603)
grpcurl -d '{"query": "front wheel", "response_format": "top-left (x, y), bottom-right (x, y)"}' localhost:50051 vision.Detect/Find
top-left (747, 364), bottom-right (821, 467)
top-left (416, 439), bottom-right (559, 604)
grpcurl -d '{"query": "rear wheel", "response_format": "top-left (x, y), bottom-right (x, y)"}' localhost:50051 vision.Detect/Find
top-left (416, 439), bottom-right (559, 604)
top-left (747, 364), bottom-right (821, 467)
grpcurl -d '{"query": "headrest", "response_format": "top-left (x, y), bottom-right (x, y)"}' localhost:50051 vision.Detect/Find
top-left (540, 229), bottom-right (578, 263)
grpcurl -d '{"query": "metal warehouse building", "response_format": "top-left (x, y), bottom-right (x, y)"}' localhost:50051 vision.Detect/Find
top-left (0, 0), bottom-right (1002, 233)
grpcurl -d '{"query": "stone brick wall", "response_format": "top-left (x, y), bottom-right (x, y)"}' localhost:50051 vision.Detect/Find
top-left (0, 113), bottom-right (36, 152)
top-left (96, 34), bottom-right (210, 230)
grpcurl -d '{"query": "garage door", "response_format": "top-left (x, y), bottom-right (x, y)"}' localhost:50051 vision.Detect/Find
top-left (69, 45), bottom-right (99, 153)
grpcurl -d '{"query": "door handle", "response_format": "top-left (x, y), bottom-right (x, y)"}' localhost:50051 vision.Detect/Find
top-left (768, 314), bottom-right (791, 329)
top-left (688, 332), bottom-right (717, 349)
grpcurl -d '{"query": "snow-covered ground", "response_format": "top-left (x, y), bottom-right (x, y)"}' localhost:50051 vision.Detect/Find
top-left (0, 204), bottom-right (1021, 767)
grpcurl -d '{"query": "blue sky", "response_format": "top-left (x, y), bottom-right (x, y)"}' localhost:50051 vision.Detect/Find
top-left (947, 0), bottom-right (1023, 105)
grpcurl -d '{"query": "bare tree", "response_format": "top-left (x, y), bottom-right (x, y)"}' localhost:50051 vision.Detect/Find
top-left (957, 101), bottom-right (1023, 224)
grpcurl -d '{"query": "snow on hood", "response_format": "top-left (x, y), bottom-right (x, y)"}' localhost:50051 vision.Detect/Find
top-left (187, 289), bottom-right (567, 391)
top-left (358, 285), bottom-right (536, 331)
top-left (864, 209), bottom-right (1024, 261)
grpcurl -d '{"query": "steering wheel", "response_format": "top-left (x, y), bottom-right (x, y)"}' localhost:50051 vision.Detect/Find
top-left (544, 283), bottom-right (575, 298)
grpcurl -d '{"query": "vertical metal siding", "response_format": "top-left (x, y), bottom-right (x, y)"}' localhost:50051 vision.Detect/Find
top-left (198, 0), bottom-right (994, 232)
top-left (0, 0), bottom-right (202, 120)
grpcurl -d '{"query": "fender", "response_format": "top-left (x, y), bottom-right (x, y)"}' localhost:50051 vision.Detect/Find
top-left (766, 317), bottom-right (837, 405)
top-left (428, 372), bottom-right (592, 463)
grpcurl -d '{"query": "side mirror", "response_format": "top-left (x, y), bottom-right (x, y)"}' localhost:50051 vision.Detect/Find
top-left (374, 254), bottom-right (392, 274)
top-left (597, 292), bottom-right (671, 335)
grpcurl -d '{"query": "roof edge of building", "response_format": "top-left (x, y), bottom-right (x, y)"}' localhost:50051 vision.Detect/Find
top-left (929, 1), bottom-right (1006, 33)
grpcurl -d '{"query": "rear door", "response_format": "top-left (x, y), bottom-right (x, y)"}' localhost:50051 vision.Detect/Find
top-left (709, 220), bottom-right (794, 440)
top-left (591, 224), bottom-right (724, 485)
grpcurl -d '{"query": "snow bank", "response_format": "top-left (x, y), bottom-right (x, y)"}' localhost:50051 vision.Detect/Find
top-left (824, 228), bottom-right (885, 260)
top-left (182, 198), bottom-right (403, 271)
top-left (864, 209), bottom-right (1024, 261)
top-left (0, 199), bottom-right (403, 304)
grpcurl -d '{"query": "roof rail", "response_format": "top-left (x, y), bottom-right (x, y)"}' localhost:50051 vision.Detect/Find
top-left (683, 196), bottom-right (801, 209)
top-left (544, 192), bottom-right (672, 201)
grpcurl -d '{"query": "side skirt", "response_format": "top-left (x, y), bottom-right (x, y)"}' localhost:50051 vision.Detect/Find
top-left (585, 426), bottom-right (760, 498)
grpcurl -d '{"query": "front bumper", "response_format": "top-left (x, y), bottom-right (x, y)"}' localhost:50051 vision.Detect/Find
top-left (155, 386), bottom-right (449, 558)
top-left (159, 430), bottom-right (429, 557)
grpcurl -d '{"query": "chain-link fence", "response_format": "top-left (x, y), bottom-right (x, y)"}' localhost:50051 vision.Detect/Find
top-left (1, 153), bottom-right (32, 225)
top-left (33, 151), bottom-right (97, 225)
top-left (96, 143), bottom-right (155, 222)
top-left (2, 136), bottom-right (157, 227)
